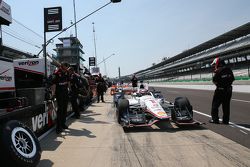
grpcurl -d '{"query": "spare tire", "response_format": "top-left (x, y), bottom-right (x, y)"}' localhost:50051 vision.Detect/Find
top-left (0, 120), bottom-right (41, 167)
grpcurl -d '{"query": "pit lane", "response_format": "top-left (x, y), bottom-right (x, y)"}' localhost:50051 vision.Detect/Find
top-left (38, 91), bottom-right (250, 167)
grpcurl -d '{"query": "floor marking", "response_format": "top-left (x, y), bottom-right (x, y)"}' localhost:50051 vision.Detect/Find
top-left (232, 99), bottom-right (250, 103)
top-left (229, 125), bottom-right (235, 128)
top-left (240, 130), bottom-right (248, 135)
top-left (193, 110), bottom-right (250, 132)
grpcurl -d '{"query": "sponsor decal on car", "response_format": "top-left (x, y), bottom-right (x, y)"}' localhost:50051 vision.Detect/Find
top-left (157, 111), bottom-right (166, 116)
top-left (31, 103), bottom-right (56, 132)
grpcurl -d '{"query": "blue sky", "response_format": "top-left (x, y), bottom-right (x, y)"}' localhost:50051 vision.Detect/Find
top-left (3, 0), bottom-right (250, 78)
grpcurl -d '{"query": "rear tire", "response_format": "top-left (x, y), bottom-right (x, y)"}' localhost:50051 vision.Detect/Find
top-left (0, 120), bottom-right (41, 167)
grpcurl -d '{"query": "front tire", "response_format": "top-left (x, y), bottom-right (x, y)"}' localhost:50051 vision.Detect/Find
top-left (174, 97), bottom-right (193, 117)
top-left (117, 99), bottom-right (129, 124)
top-left (0, 120), bottom-right (42, 167)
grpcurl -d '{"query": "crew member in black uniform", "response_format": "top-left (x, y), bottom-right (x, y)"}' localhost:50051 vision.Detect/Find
top-left (131, 74), bottom-right (138, 91)
top-left (68, 67), bottom-right (80, 119)
top-left (210, 57), bottom-right (235, 124)
top-left (52, 62), bottom-right (70, 134)
top-left (96, 73), bottom-right (106, 103)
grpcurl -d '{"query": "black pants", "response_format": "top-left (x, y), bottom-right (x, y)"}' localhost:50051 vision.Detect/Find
top-left (56, 92), bottom-right (68, 130)
top-left (71, 94), bottom-right (80, 117)
top-left (97, 91), bottom-right (104, 102)
top-left (211, 87), bottom-right (232, 123)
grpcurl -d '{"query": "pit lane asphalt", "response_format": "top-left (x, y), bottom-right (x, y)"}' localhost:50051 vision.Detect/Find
top-left (150, 86), bottom-right (250, 149)
top-left (38, 90), bottom-right (250, 167)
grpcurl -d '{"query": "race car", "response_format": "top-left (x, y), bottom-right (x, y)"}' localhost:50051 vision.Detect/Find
top-left (110, 83), bottom-right (134, 95)
top-left (116, 88), bottom-right (203, 128)
top-left (116, 89), bottom-right (171, 128)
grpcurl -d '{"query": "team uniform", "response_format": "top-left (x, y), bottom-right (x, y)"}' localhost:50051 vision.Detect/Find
top-left (69, 72), bottom-right (80, 118)
top-left (52, 68), bottom-right (69, 133)
top-left (96, 75), bottom-right (106, 103)
top-left (211, 63), bottom-right (235, 124)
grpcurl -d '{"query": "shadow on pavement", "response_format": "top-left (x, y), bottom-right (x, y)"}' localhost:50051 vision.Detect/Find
top-left (76, 110), bottom-right (111, 125)
top-left (39, 133), bottom-right (63, 151)
top-left (64, 128), bottom-right (96, 138)
top-left (122, 121), bottom-right (207, 133)
top-left (38, 159), bottom-right (54, 167)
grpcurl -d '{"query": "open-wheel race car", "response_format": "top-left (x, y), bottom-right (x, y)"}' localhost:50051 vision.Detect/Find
top-left (116, 88), bottom-right (170, 128)
top-left (115, 87), bottom-right (203, 129)
top-left (110, 83), bottom-right (134, 95)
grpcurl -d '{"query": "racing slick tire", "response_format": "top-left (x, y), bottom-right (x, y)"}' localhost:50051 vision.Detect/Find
top-left (117, 99), bottom-right (129, 124)
top-left (171, 109), bottom-right (177, 122)
top-left (174, 97), bottom-right (193, 118)
top-left (0, 120), bottom-right (41, 167)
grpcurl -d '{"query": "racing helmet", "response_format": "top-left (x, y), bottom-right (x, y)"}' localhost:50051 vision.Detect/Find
top-left (139, 88), bottom-right (148, 95)
top-left (211, 57), bottom-right (225, 70)
top-left (211, 57), bottom-right (219, 66)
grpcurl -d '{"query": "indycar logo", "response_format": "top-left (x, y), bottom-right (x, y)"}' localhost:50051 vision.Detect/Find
top-left (18, 60), bottom-right (39, 66)
top-left (0, 69), bottom-right (12, 82)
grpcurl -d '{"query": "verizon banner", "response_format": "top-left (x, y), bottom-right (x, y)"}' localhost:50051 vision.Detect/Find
top-left (0, 0), bottom-right (12, 25)
top-left (14, 58), bottom-right (45, 75)
top-left (14, 58), bottom-right (53, 76)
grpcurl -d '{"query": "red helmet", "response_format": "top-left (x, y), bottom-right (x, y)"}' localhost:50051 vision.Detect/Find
top-left (211, 57), bottom-right (225, 70)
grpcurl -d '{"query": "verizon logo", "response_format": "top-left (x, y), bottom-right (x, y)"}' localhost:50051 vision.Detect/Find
top-left (0, 69), bottom-right (12, 81)
top-left (18, 60), bottom-right (39, 66)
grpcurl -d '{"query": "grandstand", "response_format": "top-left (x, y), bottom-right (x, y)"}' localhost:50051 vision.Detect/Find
top-left (129, 22), bottom-right (250, 82)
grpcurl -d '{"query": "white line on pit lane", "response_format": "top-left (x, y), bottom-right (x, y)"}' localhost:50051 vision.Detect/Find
top-left (193, 110), bottom-right (250, 132)
top-left (240, 130), bottom-right (248, 135)
top-left (232, 99), bottom-right (250, 103)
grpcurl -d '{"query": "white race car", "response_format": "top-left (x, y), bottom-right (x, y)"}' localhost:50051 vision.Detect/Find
top-left (116, 88), bottom-right (203, 128)
top-left (116, 89), bottom-right (170, 127)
